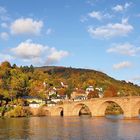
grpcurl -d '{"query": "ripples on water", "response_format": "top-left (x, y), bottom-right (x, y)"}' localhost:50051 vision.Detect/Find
top-left (0, 115), bottom-right (140, 140)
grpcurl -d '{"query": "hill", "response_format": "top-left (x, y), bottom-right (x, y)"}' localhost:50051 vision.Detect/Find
top-left (0, 61), bottom-right (140, 100)
top-left (36, 66), bottom-right (140, 97)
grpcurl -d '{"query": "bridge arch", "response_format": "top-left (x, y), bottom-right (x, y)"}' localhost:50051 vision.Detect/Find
top-left (72, 103), bottom-right (92, 116)
top-left (97, 101), bottom-right (124, 116)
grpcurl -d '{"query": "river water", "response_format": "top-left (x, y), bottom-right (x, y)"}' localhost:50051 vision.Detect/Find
top-left (0, 115), bottom-right (140, 140)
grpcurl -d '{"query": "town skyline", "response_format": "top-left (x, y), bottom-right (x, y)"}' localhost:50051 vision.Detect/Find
top-left (0, 0), bottom-right (140, 85)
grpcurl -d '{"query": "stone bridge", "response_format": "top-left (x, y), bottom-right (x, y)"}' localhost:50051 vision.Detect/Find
top-left (43, 96), bottom-right (140, 118)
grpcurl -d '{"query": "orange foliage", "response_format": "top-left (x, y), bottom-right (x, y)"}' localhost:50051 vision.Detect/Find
top-left (104, 85), bottom-right (117, 97)
top-left (87, 91), bottom-right (99, 99)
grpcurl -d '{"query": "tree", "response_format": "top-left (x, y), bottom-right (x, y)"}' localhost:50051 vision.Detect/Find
top-left (57, 88), bottom-right (67, 95)
top-left (87, 79), bottom-right (96, 86)
top-left (29, 80), bottom-right (46, 98)
top-left (0, 61), bottom-right (11, 69)
top-left (104, 85), bottom-right (118, 97)
top-left (65, 84), bottom-right (73, 98)
top-left (12, 64), bottom-right (17, 69)
top-left (87, 91), bottom-right (99, 99)
top-left (0, 65), bottom-right (11, 99)
top-left (10, 69), bottom-right (30, 98)
top-left (29, 65), bottom-right (34, 73)
top-left (20, 66), bottom-right (30, 73)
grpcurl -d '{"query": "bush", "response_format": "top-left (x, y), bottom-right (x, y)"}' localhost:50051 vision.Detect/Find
top-left (5, 106), bottom-right (31, 117)
top-left (0, 106), bottom-right (5, 113)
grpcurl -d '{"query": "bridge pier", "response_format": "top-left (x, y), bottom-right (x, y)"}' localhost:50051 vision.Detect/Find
top-left (122, 98), bottom-right (139, 119)
top-left (63, 104), bottom-right (75, 116)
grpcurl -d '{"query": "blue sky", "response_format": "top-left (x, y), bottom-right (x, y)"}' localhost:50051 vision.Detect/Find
top-left (0, 0), bottom-right (140, 85)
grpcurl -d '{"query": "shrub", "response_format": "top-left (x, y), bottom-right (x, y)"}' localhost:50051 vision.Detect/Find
top-left (5, 106), bottom-right (31, 117)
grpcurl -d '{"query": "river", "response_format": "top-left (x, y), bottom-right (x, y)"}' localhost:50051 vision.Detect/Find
top-left (0, 115), bottom-right (140, 140)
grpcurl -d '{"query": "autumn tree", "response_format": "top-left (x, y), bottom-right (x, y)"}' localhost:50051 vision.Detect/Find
top-left (87, 91), bottom-right (99, 99)
top-left (104, 85), bottom-right (118, 97)
top-left (10, 68), bottom-right (30, 98)
top-left (0, 62), bottom-right (11, 99)
top-left (29, 80), bottom-right (47, 99)
top-left (0, 61), bottom-right (11, 69)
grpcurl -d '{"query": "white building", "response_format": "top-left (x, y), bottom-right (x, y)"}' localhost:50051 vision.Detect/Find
top-left (96, 87), bottom-right (103, 98)
top-left (74, 96), bottom-right (87, 102)
top-left (51, 98), bottom-right (62, 103)
top-left (29, 101), bottom-right (40, 108)
top-left (47, 101), bottom-right (56, 107)
top-left (95, 87), bottom-right (103, 92)
top-left (86, 86), bottom-right (94, 94)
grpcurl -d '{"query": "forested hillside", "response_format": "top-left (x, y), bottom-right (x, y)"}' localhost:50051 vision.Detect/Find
top-left (0, 61), bottom-right (140, 101)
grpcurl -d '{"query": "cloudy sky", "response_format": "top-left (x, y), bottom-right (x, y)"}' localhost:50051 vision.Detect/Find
top-left (0, 0), bottom-right (140, 84)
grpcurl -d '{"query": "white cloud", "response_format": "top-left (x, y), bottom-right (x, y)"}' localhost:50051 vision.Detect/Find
top-left (112, 2), bottom-right (131, 12)
top-left (113, 61), bottom-right (132, 70)
top-left (11, 40), bottom-right (48, 59)
top-left (124, 3), bottom-right (131, 9)
top-left (0, 32), bottom-right (9, 40)
top-left (88, 18), bottom-right (133, 38)
top-left (88, 11), bottom-right (112, 20)
top-left (10, 18), bottom-right (43, 35)
top-left (11, 40), bottom-right (69, 65)
top-left (88, 11), bottom-right (102, 20)
top-left (46, 49), bottom-right (69, 65)
top-left (112, 5), bottom-right (123, 12)
top-left (107, 43), bottom-right (140, 56)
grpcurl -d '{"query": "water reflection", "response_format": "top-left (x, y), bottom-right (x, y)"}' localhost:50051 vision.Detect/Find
top-left (106, 114), bottom-right (124, 119)
top-left (0, 116), bottom-right (140, 140)
top-left (0, 118), bottom-right (31, 139)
